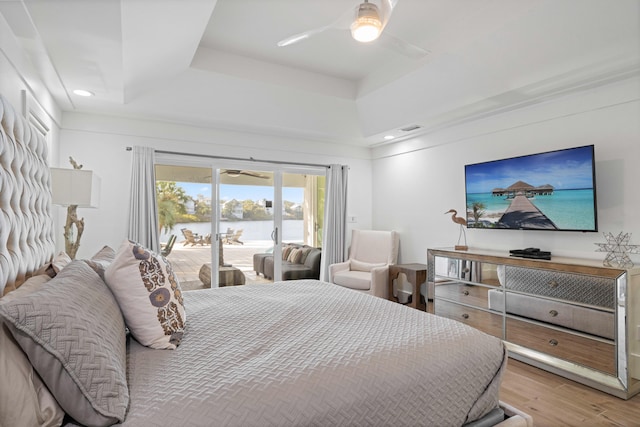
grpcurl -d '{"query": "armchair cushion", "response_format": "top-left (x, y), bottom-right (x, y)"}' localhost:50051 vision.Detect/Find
top-left (351, 260), bottom-right (387, 272)
top-left (332, 270), bottom-right (372, 291)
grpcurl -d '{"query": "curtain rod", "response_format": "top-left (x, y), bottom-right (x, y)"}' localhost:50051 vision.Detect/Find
top-left (125, 146), bottom-right (334, 169)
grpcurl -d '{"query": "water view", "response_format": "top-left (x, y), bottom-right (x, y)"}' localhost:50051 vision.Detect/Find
top-left (466, 189), bottom-right (596, 230)
top-left (160, 220), bottom-right (305, 244)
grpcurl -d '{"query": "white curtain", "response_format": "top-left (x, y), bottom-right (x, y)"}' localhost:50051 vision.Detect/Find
top-left (128, 146), bottom-right (160, 253)
top-left (320, 164), bottom-right (348, 281)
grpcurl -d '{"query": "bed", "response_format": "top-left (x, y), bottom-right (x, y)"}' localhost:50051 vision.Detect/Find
top-left (0, 93), bottom-right (532, 426)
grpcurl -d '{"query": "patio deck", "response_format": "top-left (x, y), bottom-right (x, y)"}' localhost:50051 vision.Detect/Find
top-left (167, 239), bottom-right (273, 291)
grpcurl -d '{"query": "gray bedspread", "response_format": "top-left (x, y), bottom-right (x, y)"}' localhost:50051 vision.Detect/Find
top-left (119, 280), bottom-right (506, 427)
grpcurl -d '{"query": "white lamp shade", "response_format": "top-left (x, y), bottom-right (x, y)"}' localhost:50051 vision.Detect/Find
top-left (50, 168), bottom-right (101, 208)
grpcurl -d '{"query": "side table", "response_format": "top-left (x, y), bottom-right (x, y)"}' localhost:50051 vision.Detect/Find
top-left (388, 263), bottom-right (427, 310)
top-left (199, 263), bottom-right (246, 288)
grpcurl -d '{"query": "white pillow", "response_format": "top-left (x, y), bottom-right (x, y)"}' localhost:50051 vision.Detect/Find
top-left (33, 251), bottom-right (72, 278)
top-left (51, 251), bottom-right (72, 273)
top-left (0, 274), bottom-right (64, 427)
top-left (104, 240), bottom-right (186, 349)
top-left (0, 322), bottom-right (65, 427)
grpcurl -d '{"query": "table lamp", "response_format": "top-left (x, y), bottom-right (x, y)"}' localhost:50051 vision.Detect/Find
top-left (51, 159), bottom-right (100, 259)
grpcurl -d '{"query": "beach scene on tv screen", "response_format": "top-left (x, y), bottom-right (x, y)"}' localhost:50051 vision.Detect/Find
top-left (465, 146), bottom-right (596, 230)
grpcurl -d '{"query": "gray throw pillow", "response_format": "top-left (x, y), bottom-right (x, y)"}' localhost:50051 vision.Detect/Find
top-left (0, 260), bottom-right (129, 426)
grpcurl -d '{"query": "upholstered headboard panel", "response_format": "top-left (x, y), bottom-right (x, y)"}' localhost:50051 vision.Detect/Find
top-left (0, 94), bottom-right (55, 295)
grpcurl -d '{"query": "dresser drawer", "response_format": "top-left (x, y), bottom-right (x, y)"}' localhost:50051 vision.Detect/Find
top-left (435, 300), bottom-right (503, 338)
top-left (434, 282), bottom-right (493, 309)
top-left (488, 289), bottom-right (615, 339)
top-left (504, 266), bottom-right (615, 309)
top-left (506, 317), bottom-right (616, 375)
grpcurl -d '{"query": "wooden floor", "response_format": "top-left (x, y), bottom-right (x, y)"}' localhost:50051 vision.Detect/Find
top-left (167, 240), bottom-right (273, 290)
top-left (500, 358), bottom-right (640, 426)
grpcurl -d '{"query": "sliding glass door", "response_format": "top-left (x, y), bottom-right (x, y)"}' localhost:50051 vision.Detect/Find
top-left (155, 164), bottom-right (214, 290)
top-left (217, 167), bottom-right (279, 285)
top-left (154, 158), bottom-right (325, 290)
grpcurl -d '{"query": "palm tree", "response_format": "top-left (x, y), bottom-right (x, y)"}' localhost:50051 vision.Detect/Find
top-left (472, 202), bottom-right (487, 225)
top-left (156, 181), bottom-right (190, 233)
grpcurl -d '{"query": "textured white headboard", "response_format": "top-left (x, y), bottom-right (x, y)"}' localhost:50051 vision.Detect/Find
top-left (0, 94), bottom-right (55, 295)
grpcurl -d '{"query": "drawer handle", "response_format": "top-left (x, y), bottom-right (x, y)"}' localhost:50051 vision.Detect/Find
top-left (463, 290), bottom-right (470, 296)
top-left (549, 310), bottom-right (558, 317)
top-left (549, 339), bottom-right (558, 346)
top-left (548, 280), bottom-right (559, 288)
top-left (461, 313), bottom-right (470, 319)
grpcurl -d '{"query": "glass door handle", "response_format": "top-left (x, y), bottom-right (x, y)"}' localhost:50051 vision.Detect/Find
top-left (271, 228), bottom-right (279, 244)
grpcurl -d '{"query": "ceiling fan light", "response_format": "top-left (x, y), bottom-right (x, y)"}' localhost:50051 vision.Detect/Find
top-left (351, 2), bottom-right (382, 43)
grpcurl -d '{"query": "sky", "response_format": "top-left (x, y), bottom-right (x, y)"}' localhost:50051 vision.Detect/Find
top-left (465, 145), bottom-right (595, 194)
top-left (178, 182), bottom-right (303, 203)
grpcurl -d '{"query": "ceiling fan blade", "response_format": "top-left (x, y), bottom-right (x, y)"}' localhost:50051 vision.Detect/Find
top-left (277, 26), bottom-right (331, 47)
top-left (379, 0), bottom-right (400, 32)
top-left (241, 171), bottom-right (269, 179)
top-left (379, 31), bottom-right (429, 59)
top-left (277, 4), bottom-right (357, 47)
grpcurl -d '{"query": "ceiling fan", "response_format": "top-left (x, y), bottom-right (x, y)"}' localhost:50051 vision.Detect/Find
top-left (221, 169), bottom-right (270, 179)
top-left (276, 0), bottom-right (428, 58)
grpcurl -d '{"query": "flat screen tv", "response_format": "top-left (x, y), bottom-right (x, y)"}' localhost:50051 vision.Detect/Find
top-left (464, 145), bottom-right (598, 231)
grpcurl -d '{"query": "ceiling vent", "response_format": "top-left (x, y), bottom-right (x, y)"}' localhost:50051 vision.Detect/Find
top-left (400, 125), bottom-right (421, 132)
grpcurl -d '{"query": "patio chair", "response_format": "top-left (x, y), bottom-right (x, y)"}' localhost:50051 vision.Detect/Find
top-left (181, 228), bottom-right (204, 246)
top-left (222, 227), bottom-right (234, 243)
top-left (161, 234), bottom-right (177, 257)
top-left (224, 228), bottom-right (244, 245)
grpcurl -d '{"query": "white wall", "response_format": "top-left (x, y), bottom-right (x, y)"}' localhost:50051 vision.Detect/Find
top-left (59, 113), bottom-right (373, 259)
top-left (371, 76), bottom-right (640, 265)
top-left (0, 13), bottom-right (61, 160)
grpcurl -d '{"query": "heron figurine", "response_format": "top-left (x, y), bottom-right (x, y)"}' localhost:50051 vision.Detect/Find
top-left (445, 209), bottom-right (468, 251)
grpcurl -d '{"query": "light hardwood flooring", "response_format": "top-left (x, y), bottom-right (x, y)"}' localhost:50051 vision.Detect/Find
top-left (500, 358), bottom-right (640, 426)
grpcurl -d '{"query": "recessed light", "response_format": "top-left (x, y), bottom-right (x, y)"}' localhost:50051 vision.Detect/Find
top-left (73, 89), bottom-right (94, 97)
top-left (383, 135), bottom-right (395, 140)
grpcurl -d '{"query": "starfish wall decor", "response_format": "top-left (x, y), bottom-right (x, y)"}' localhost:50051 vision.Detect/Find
top-left (595, 232), bottom-right (639, 268)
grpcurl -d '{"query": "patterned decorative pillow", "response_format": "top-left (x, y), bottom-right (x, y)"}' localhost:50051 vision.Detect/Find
top-left (104, 240), bottom-right (186, 350)
top-left (0, 261), bottom-right (128, 427)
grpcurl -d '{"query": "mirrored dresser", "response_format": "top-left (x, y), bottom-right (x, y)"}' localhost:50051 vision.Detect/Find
top-left (427, 247), bottom-right (640, 399)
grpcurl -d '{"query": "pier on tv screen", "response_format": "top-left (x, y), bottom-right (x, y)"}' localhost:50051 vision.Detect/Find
top-left (464, 145), bottom-right (597, 231)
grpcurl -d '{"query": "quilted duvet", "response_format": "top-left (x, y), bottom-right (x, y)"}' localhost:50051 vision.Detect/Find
top-left (118, 280), bottom-right (506, 427)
